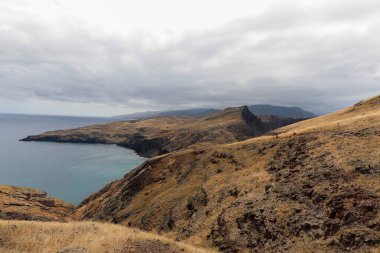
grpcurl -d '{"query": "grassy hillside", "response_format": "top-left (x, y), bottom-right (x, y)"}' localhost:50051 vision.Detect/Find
top-left (0, 220), bottom-right (215, 253)
top-left (72, 95), bottom-right (380, 252)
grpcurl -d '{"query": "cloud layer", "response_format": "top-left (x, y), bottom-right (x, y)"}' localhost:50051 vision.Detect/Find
top-left (1, 0), bottom-right (380, 115)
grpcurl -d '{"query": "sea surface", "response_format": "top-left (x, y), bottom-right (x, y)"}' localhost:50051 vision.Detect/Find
top-left (0, 113), bottom-right (146, 205)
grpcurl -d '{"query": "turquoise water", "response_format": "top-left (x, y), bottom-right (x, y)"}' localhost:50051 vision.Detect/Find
top-left (0, 113), bottom-right (146, 205)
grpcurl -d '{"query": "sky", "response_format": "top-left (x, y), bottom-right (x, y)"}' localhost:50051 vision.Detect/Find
top-left (0, 0), bottom-right (380, 116)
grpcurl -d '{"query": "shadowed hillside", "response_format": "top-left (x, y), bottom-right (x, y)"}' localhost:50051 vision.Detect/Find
top-left (72, 95), bottom-right (380, 252)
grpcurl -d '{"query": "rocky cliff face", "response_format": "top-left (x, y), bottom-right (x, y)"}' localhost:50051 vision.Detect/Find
top-left (72, 96), bottom-right (380, 252)
top-left (0, 185), bottom-right (74, 221)
top-left (21, 106), bottom-right (298, 158)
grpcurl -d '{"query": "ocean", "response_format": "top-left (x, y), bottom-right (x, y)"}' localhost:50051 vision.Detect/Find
top-left (0, 113), bottom-right (146, 205)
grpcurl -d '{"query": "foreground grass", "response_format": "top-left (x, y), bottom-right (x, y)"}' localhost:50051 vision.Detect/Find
top-left (0, 220), bottom-right (216, 253)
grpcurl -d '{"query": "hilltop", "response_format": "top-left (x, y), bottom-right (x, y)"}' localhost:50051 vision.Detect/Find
top-left (72, 95), bottom-right (380, 252)
top-left (21, 106), bottom-right (301, 157)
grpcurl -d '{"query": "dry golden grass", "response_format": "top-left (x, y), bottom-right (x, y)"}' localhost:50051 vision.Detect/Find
top-left (0, 220), bottom-right (217, 253)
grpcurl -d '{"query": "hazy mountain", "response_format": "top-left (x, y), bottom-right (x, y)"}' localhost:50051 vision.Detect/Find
top-left (115, 105), bottom-right (315, 120)
top-left (114, 108), bottom-right (220, 120)
top-left (248, 104), bottom-right (316, 118)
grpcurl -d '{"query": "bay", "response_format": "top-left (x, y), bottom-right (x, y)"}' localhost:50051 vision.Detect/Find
top-left (0, 113), bottom-right (146, 205)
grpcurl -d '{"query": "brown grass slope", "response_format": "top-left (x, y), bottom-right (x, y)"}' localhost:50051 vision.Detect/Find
top-left (0, 185), bottom-right (74, 222)
top-left (72, 95), bottom-right (380, 252)
top-left (21, 106), bottom-right (300, 158)
top-left (0, 220), bottom-right (215, 253)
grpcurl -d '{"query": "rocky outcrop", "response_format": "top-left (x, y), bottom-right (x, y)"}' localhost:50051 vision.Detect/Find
top-left (21, 106), bottom-right (302, 158)
top-left (72, 95), bottom-right (380, 252)
top-left (0, 185), bottom-right (74, 221)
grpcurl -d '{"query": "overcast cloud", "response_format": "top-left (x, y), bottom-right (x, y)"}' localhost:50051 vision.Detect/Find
top-left (0, 0), bottom-right (380, 116)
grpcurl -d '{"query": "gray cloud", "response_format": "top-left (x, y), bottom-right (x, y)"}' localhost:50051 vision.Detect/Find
top-left (1, 0), bottom-right (380, 115)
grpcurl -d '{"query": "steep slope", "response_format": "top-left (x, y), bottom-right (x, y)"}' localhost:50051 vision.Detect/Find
top-left (72, 95), bottom-right (380, 252)
top-left (0, 185), bottom-right (74, 221)
top-left (0, 220), bottom-right (214, 253)
top-left (21, 106), bottom-right (296, 158)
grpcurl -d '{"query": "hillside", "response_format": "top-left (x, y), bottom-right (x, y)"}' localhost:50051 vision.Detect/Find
top-left (0, 220), bottom-right (215, 253)
top-left (0, 185), bottom-right (74, 221)
top-left (72, 95), bottom-right (380, 252)
top-left (21, 106), bottom-right (300, 158)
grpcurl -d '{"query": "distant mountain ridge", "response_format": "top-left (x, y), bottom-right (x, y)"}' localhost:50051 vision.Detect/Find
top-left (115, 105), bottom-right (315, 120)
top-left (114, 108), bottom-right (220, 120)
top-left (248, 104), bottom-right (316, 118)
